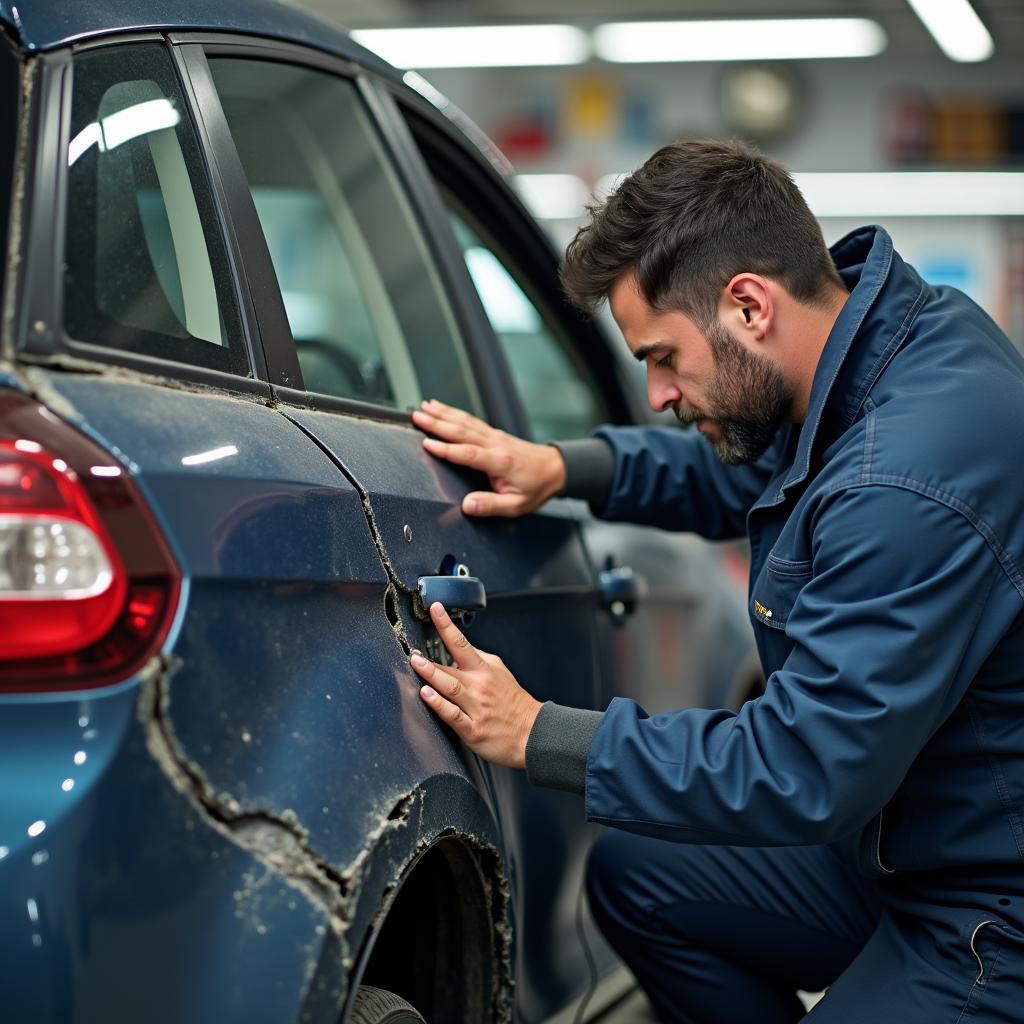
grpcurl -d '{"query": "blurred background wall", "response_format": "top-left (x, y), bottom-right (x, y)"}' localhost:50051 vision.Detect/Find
top-left (289, 0), bottom-right (1024, 346)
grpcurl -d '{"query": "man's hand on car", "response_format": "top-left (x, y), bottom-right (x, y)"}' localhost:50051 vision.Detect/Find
top-left (411, 602), bottom-right (542, 768)
top-left (411, 399), bottom-right (564, 517)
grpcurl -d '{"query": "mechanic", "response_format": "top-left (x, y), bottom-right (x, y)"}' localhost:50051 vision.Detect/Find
top-left (409, 139), bottom-right (1024, 1022)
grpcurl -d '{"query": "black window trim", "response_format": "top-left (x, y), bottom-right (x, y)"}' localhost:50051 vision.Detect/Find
top-left (16, 35), bottom-right (274, 400)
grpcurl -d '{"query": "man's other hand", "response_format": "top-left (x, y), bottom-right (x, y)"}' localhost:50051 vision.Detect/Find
top-left (411, 602), bottom-right (542, 768)
top-left (411, 399), bottom-right (565, 518)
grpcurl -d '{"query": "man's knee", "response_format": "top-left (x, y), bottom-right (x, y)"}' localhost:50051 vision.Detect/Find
top-left (586, 829), bottom-right (703, 932)
top-left (586, 830), bottom-right (643, 928)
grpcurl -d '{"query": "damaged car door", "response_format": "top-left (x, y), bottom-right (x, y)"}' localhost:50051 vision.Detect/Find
top-left (198, 48), bottom-right (609, 1021)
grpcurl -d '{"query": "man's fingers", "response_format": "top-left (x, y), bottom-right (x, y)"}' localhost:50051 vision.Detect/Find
top-left (461, 491), bottom-right (525, 518)
top-left (422, 438), bottom-right (513, 477)
top-left (411, 651), bottom-right (469, 702)
top-left (429, 602), bottom-right (484, 670)
top-left (413, 400), bottom-right (491, 439)
top-left (418, 684), bottom-right (474, 738)
top-left (420, 399), bottom-right (481, 428)
top-left (411, 408), bottom-right (488, 444)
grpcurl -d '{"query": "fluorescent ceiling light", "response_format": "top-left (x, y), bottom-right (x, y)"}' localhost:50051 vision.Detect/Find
top-left (351, 25), bottom-right (589, 68)
top-left (513, 174), bottom-right (591, 220)
top-left (518, 172), bottom-right (1024, 220)
top-left (905, 0), bottom-right (993, 62)
top-left (794, 173), bottom-right (1024, 217)
top-left (593, 18), bottom-right (886, 63)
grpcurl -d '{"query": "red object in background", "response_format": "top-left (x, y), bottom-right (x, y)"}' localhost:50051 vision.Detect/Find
top-left (884, 89), bottom-right (934, 163)
top-left (492, 113), bottom-right (552, 162)
top-left (721, 543), bottom-right (750, 591)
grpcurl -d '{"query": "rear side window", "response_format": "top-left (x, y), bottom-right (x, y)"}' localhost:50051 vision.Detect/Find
top-left (445, 202), bottom-right (606, 442)
top-left (64, 45), bottom-right (246, 374)
top-left (207, 58), bottom-right (480, 413)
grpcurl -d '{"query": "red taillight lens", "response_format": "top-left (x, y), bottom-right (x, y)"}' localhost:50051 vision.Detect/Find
top-left (0, 391), bottom-right (180, 691)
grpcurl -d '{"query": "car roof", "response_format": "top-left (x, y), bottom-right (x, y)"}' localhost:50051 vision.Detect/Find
top-left (0, 0), bottom-right (394, 75)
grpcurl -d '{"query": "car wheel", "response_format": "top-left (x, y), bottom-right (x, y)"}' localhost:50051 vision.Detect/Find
top-left (350, 985), bottom-right (427, 1023)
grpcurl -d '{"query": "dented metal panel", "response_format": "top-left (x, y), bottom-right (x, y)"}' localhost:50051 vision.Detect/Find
top-left (284, 405), bottom-right (613, 1018)
top-left (0, 366), bottom-right (514, 1020)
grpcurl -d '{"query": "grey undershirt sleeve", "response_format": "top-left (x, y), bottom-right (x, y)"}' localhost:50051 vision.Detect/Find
top-left (525, 701), bottom-right (604, 794)
top-left (549, 438), bottom-right (615, 508)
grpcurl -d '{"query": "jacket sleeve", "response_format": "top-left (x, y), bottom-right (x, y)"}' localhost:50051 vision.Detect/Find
top-left (584, 484), bottom-right (1016, 845)
top-left (589, 424), bottom-right (788, 540)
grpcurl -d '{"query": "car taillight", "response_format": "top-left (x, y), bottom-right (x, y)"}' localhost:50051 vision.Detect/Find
top-left (0, 390), bottom-right (180, 692)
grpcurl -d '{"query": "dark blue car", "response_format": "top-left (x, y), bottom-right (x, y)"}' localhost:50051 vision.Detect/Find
top-left (0, 3), bottom-right (757, 1020)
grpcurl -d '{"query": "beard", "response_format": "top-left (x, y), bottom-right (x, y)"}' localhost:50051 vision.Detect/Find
top-left (674, 321), bottom-right (793, 466)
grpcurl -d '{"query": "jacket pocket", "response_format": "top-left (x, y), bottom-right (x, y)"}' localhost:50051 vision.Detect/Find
top-left (749, 554), bottom-right (812, 630)
top-left (957, 918), bottom-right (1024, 1019)
top-left (830, 809), bottom-right (897, 880)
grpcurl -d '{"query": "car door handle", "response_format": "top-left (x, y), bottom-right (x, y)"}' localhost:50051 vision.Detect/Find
top-left (417, 575), bottom-right (487, 625)
top-left (598, 565), bottom-right (645, 624)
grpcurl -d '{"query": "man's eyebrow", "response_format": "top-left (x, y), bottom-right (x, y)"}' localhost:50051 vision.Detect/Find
top-left (632, 342), bottom-right (670, 362)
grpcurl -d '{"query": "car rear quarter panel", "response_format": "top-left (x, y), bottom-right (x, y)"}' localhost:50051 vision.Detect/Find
top-left (0, 369), bottom-right (509, 1022)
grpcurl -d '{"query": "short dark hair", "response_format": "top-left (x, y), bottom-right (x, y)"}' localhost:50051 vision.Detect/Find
top-left (560, 139), bottom-right (843, 330)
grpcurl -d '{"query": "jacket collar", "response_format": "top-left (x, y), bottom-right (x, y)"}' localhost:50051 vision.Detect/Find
top-left (754, 224), bottom-right (927, 510)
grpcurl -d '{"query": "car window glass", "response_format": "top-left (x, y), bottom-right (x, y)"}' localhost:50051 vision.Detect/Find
top-left (445, 203), bottom-right (606, 442)
top-left (64, 45), bottom-right (246, 374)
top-left (207, 58), bottom-right (480, 413)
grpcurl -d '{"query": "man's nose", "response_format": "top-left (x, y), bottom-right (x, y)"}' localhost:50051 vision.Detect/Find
top-left (647, 370), bottom-right (682, 413)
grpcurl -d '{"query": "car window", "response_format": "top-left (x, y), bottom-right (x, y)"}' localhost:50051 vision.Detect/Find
top-left (64, 45), bottom-right (246, 375)
top-left (207, 58), bottom-right (480, 413)
top-left (445, 201), bottom-right (606, 442)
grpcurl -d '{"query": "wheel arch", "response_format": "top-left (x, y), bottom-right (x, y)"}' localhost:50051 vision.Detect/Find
top-left (342, 832), bottom-right (509, 1023)
top-left (293, 771), bottom-right (514, 1024)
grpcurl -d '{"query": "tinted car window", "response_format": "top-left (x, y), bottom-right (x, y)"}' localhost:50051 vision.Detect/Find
top-left (64, 45), bottom-right (246, 374)
top-left (446, 203), bottom-right (606, 442)
top-left (208, 58), bottom-right (480, 413)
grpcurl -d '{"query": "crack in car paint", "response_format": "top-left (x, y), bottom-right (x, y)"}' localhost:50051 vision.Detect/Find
top-left (139, 654), bottom-right (421, 942)
top-left (280, 411), bottom-right (430, 653)
top-left (472, 837), bottom-right (515, 1024)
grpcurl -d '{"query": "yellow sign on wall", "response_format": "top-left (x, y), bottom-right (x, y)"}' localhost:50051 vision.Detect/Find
top-left (566, 76), bottom-right (620, 139)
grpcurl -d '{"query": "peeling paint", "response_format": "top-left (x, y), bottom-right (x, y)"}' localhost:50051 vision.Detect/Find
top-left (140, 654), bottom-right (515, 1019)
top-left (465, 836), bottom-right (514, 1024)
top-left (409, 828), bottom-right (514, 1024)
top-left (139, 654), bottom-right (420, 945)
top-left (18, 364), bottom-right (80, 420)
top-left (17, 351), bottom-right (277, 408)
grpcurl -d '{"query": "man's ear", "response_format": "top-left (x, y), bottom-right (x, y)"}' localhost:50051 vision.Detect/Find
top-left (720, 274), bottom-right (773, 343)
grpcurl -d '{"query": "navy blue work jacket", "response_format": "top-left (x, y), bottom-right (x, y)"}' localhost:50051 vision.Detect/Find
top-left (586, 225), bottom-right (1024, 880)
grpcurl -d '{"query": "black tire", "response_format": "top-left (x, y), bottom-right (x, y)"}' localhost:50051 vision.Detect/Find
top-left (350, 986), bottom-right (426, 1024)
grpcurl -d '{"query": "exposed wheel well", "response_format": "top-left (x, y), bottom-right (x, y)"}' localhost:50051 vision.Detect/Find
top-left (348, 836), bottom-right (506, 1023)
